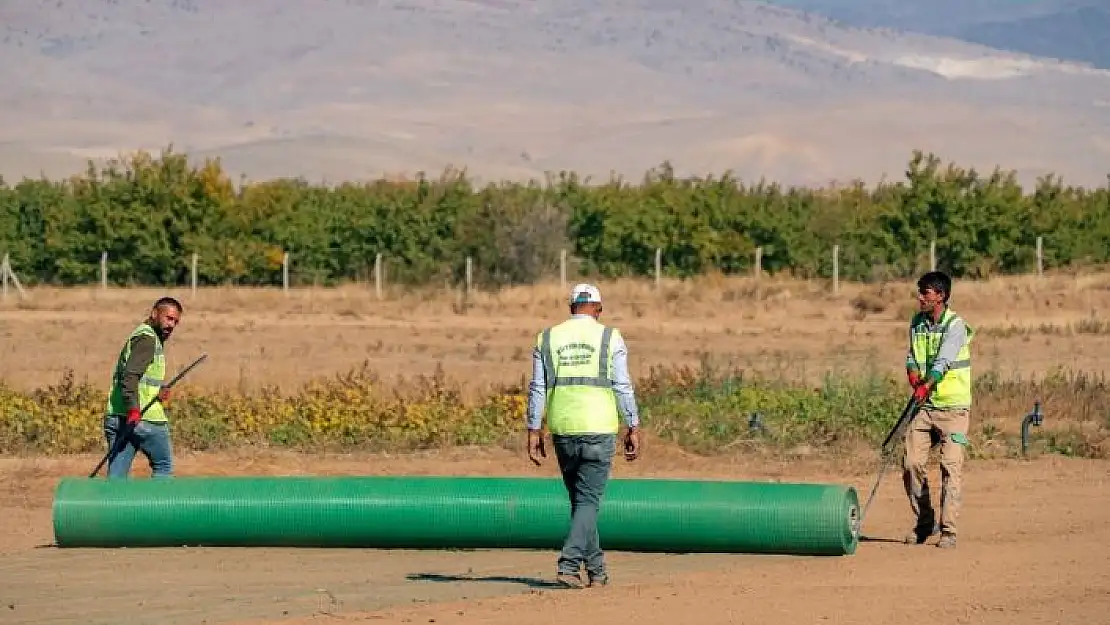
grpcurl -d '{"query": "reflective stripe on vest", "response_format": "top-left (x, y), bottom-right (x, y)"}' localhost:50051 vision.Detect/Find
top-left (106, 323), bottom-right (168, 422)
top-left (909, 308), bottom-right (974, 409)
top-left (536, 318), bottom-right (620, 435)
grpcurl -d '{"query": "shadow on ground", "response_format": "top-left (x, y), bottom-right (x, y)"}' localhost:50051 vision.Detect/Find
top-left (859, 535), bottom-right (905, 544)
top-left (407, 572), bottom-right (564, 589)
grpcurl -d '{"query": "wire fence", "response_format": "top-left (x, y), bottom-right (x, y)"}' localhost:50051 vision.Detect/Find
top-left (0, 235), bottom-right (1053, 302)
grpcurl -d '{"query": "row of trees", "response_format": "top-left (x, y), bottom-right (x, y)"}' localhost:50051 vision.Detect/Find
top-left (1, 147), bottom-right (1107, 288)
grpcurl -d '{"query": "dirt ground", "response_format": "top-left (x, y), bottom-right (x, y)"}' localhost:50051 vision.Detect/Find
top-left (2, 272), bottom-right (1109, 624)
top-left (2, 272), bottom-right (1109, 394)
top-left (1, 448), bottom-right (1107, 625)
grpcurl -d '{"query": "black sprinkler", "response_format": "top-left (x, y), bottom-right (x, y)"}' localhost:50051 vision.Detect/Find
top-left (1021, 401), bottom-right (1044, 457)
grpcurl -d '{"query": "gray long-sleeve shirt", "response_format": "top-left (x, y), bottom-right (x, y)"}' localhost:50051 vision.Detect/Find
top-left (526, 315), bottom-right (640, 431)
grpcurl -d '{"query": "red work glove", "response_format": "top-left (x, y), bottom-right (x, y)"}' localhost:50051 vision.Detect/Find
top-left (912, 382), bottom-right (931, 404)
top-left (907, 369), bottom-right (923, 389)
top-left (126, 407), bottom-right (141, 426)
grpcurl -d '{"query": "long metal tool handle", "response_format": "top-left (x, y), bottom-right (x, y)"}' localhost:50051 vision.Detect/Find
top-left (880, 395), bottom-right (919, 450)
top-left (88, 353), bottom-right (209, 478)
top-left (859, 449), bottom-right (897, 528)
top-left (858, 395), bottom-right (921, 529)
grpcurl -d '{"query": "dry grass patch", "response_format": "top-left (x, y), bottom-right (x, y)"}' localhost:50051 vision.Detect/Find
top-left (2, 269), bottom-right (1109, 396)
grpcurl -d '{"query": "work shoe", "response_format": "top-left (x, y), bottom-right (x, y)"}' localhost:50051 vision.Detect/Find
top-left (904, 522), bottom-right (939, 545)
top-left (555, 573), bottom-right (585, 589)
top-left (587, 572), bottom-right (609, 587)
top-left (936, 532), bottom-right (957, 549)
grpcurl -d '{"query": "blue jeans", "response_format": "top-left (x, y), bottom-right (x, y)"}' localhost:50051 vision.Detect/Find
top-left (103, 415), bottom-right (174, 478)
top-left (552, 433), bottom-right (616, 577)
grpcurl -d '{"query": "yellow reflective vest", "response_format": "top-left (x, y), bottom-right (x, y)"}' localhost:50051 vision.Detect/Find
top-left (535, 316), bottom-right (620, 435)
top-left (908, 307), bottom-right (974, 409)
top-left (106, 323), bottom-right (167, 422)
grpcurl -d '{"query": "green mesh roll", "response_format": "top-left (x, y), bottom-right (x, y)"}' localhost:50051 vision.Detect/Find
top-left (52, 476), bottom-right (860, 555)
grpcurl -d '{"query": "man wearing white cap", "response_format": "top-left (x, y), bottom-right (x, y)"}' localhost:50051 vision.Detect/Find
top-left (526, 282), bottom-right (641, 589)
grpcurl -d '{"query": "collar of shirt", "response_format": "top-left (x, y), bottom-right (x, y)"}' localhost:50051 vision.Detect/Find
top-left (921, 305), bottom-right (948, 329)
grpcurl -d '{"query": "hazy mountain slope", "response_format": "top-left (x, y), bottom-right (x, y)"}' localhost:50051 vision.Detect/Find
top-left (955, 5), bottom-right (1110, 70)
top-left (1, 0), bottom-right (1108, 188)
top-left (770, 0), bottom-right (1110, 69)
top-left (768, 0), bottom-right (1075, 31)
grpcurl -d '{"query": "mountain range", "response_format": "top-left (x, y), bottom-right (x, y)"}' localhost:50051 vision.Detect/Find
top-left (2, 0), bottom-right (1108, 189)
top-left (771, 0), bottom-right (1110, 69)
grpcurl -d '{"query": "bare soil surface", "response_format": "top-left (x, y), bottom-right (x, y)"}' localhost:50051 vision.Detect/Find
top-left (1, 448), bottom-right (1107, 625)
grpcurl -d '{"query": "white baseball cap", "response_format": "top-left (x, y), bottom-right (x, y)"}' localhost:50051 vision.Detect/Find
top-left (569, 283), bottom-right (602, 305)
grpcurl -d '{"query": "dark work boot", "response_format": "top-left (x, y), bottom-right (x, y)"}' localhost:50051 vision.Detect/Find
top-left (904, 520), bottom-right (939, 545)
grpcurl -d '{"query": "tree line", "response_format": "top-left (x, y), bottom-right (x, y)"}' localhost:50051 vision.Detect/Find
top-left (1, 146), bottom-right (1107, 288)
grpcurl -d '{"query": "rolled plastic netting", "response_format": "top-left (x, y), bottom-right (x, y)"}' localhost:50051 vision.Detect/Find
top-left (52, 475), bottom-right (860, 555)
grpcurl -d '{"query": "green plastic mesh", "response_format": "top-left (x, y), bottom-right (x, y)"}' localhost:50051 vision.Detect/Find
top-left (52, 475), bottom-right (860, 555)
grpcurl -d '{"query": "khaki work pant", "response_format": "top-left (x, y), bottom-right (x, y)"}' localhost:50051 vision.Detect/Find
top-left (902, 407), bottom-right (970, 536)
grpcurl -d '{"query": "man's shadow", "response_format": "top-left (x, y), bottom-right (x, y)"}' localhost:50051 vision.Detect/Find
top-left (406, 572), bottom-right (565, 589)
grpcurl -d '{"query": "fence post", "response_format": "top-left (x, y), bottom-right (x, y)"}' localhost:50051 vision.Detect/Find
top-left (100, 251), bottom-right (108, 290)
top-left (0, 253), bottom-right (27, 300)
top-left (465, 256), bottom-right (473, 297)
top-left (1036, 236), bottom-right (1043, 277)
top-left (754, 246), bottom-right (762, 280)
top-left (832, 244), bottom-right (839, 295)
top-left (929, 239), bottom-right (936, 271)
top-left (374, 253), bottom-right (383, 300)
top-left (282, 251), bottom-right (289, 294)
top-left (191, 253), bottom-right (198, 297)
top-left (560, 248), bottom-right (567, 287)
top-left (654, 248), bottom-right (661, 289)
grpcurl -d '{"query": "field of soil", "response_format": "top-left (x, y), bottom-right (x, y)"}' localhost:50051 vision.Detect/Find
top-left (2, 272), bottom-right (1109, 394)
top-left (2, 272), bottom-right (1109, 624)
top-left (2, 449), bottom-right (1108, 625)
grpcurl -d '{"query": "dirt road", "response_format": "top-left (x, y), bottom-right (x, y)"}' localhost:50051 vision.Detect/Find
top-left (1, 449), bottom-right (1106, 625)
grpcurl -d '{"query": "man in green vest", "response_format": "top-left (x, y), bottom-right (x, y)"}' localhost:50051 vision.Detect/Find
top-left (903, 271), bottom-right (974, 549)
top-left (103, 296), bottom-right (184, 479)
top-left (526, 283), bottom-right (641, 589)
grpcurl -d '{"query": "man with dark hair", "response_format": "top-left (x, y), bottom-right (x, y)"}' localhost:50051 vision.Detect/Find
top-left (903, 271), bottom-right (974, 549)
top-left (526, 283), bottom-right (641, 588)
top-left (103, 297), bottom-right (184, 478)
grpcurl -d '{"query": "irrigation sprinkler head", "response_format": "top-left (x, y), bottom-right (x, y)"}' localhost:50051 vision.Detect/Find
top-left (748, 412), bottom-right (766, 434)
top-left (1020, 400), bottom-right (1045, 457)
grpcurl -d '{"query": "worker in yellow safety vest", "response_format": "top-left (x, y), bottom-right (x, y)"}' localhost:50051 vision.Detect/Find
top-left (903, 271), bottom-right (975, 549)
top-left (103, 297), bottom-right (184, 478)
top-left (526, 283), bottom-right (641, 589)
